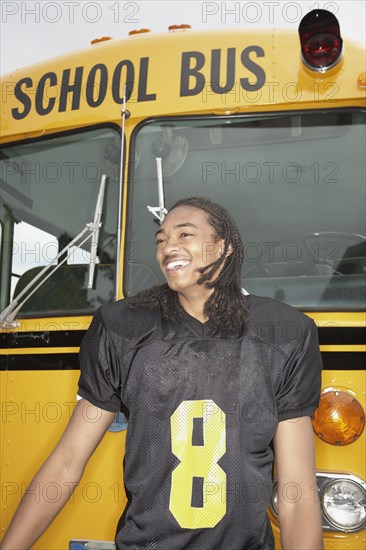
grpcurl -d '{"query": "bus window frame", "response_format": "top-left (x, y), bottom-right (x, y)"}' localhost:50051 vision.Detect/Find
top-left (125, 107), bottom-right (366, 313)
top-left (0, 122), bottom-right (124, 320)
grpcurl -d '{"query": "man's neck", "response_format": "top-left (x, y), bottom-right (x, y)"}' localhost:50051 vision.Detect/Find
top-left (178, 290), bottom-right (212, 324)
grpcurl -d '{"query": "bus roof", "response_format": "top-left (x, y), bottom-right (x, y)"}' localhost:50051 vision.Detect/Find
top-left (1, 28), bottom-right (365, 142)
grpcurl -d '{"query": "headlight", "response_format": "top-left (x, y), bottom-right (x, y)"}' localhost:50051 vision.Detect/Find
top-left (271, 480), bottom-right (278, 516)
top-left (322, 479), bottom-right (366, 531)
top-left (270, 474), bottom-right (366, 532)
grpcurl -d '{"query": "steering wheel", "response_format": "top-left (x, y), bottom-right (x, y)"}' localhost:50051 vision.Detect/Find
top-left (243, 231), bottom-right (365, 278)
top-left (270, 231), bottom-right (366, 276)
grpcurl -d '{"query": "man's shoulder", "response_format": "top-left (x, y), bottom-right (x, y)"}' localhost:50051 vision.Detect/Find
top-left (246, 294), bottom-right (312, 326)
top-left (97, 297), bottom-right (162, 339)
top-left (245, 294), bottom-right (315, 349)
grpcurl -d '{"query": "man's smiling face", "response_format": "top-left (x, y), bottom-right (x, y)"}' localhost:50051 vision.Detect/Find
top-left (155, 206), bottom-right (225, 297)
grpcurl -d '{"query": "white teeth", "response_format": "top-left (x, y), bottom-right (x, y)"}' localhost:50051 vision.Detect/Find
top-left (166, 260), bottom-right (190, 271)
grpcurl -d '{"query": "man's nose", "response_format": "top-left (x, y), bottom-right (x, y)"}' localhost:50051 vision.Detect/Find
top-left (161, 236), bottom-right (181, 256)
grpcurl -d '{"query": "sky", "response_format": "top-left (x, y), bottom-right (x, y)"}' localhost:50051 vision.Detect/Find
top-left (1, 0), bottom-right (365, 76)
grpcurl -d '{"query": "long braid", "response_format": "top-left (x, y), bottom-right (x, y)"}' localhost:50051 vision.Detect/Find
top-left (129, 197), bottom-right (248, 331)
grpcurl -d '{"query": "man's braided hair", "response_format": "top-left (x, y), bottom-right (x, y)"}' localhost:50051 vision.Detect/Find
top-left (129, 197), bottom-right (248, 331)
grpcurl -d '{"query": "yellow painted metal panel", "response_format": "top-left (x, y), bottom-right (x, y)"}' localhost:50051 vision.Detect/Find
top-left (0, 317), bottom-right (92, 334)
top-left (1, 370), bottom-right (126, 548)
top-left (0, 347), bottom-right (80, 355)
top-left (319, 345), bottom-right (366, 352)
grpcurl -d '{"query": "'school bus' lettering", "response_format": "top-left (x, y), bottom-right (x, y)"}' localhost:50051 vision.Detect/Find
top-left (10, 46), bottom-right (266, 119)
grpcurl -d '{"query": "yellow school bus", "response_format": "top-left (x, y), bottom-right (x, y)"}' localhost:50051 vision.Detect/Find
top-left (1, 9), bottom-right (365, 549)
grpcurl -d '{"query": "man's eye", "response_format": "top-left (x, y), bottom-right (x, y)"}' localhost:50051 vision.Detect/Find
top-left (155, 239), bottom-right (164, 245)
top-left (180, 232), bottom-right (193, 238)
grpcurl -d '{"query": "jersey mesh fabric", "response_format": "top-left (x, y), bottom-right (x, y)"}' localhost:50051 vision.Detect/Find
top-left (78, 294), bottom-right (322, 550)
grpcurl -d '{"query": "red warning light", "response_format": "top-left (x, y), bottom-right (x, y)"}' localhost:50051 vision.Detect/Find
top-left (299, 9), bottom-right (343, 72)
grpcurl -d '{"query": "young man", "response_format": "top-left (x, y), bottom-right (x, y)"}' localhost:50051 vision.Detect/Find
top-left (1, 197), bottom-right (323, 549)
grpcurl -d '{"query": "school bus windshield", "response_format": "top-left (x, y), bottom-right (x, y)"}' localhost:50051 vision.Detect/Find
top-left (0, 127), bottom-right (120, 316)
top-left (127, 109), bottom-right (366, 311)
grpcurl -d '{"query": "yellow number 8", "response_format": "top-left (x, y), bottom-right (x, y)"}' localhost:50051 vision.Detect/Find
top-left (169, 399), bottom-right (226, 528)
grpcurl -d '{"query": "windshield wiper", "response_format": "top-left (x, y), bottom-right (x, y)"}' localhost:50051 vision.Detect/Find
top-left (147, 157), bottom-right (168, 222)
top-left (87, 174), bottom-right (106, 289)
top-left (0, 174), bottom-right (107, 329)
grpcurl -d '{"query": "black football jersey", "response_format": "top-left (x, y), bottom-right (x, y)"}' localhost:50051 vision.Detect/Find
top-left (78, 294), bottom-right (322, 550)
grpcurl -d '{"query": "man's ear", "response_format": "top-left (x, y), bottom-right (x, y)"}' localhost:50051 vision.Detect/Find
top-left (225, 243), bottom-right (233, 258)
top-left (218, 240), bottom-right (233, 258)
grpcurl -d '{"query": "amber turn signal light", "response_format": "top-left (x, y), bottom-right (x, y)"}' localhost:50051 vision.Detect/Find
top-left (312, 389), bottom-right (365, 446)
top-left (168, 24), bottom-right (192, 31)
top-left (91, 36), bottom-right (112, 45)
top-left (128, 29), bottom-right (151, 36)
